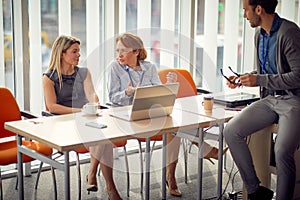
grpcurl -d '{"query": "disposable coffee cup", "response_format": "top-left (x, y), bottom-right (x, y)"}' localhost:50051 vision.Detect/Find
top-left (82, 102), bottom-right (98, 114)
top-left (202, 96), bottom-right (214, 112)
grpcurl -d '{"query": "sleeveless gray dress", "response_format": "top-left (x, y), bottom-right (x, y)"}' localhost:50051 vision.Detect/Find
top-left (43, 66), bottom-right (89, 108)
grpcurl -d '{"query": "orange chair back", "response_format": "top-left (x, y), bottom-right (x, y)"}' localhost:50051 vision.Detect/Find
top-left (0, 87), bottom-right (53, 165)
top-left (0, 88), bottom-right (22, 138)
top-left (158, 68), bottom-right (197, 98)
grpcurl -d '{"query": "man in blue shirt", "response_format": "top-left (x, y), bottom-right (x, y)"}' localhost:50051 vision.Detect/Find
top-left (224, 0), bottom-right (300, 199)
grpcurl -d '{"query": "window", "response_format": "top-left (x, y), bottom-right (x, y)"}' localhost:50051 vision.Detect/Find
top-left (1, 0), bottom-right (299, 124)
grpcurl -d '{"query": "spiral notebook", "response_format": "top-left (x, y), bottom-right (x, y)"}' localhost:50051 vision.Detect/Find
top-left (109, 83), bottom-right (179, 121)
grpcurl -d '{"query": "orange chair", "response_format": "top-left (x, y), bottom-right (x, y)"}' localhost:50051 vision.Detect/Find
top-left (158, 68), bottom-right (199, 98)
top-left (36, 109), bottom-right (130, 198)
top-left (0, 87), bottom-right (54, 200)
top-left (160, 69), bottom-right (229, 176)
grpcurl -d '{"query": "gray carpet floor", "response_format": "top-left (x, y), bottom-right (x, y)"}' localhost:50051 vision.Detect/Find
top-left (1, 142), bottom-right (256, 200)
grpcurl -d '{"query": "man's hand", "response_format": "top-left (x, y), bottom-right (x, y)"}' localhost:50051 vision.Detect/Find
top-left (239, 74), bottom-right (257, 87)
top-left (226, 75), bottom-right (241, 89)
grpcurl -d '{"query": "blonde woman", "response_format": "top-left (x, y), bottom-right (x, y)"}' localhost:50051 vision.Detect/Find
top-left (43, 35), bottom-right (122, 200)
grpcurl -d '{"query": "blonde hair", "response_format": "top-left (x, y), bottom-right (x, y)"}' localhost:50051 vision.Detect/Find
top-left (47, 35), bottom-right (80, 89)
top-left (116, 32), bottom-right (147, 60)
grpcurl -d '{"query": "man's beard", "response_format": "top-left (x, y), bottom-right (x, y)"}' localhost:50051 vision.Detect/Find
top-left (250, 15), bottom-right (261, 28)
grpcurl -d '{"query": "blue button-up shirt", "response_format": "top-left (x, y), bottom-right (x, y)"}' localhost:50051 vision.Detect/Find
top-left (258, 13), bottom-right (283, 74)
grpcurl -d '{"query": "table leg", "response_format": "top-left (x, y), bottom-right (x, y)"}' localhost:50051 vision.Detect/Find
top-left (162, 133), bottom-right (167, 200)
top-left (197, 128), bottom-right (204, 200)
top-left (63, 152), bottom-right (70, 200)
top-left (145, 137), bottom-right (150, 200)
top-left (17, 135), bottom-right (24, 200)
top-left (217, 123), bottom-right (224, 198)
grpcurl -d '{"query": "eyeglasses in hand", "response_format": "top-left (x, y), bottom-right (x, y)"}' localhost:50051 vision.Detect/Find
top-left (220, 66), bottom-right (241, 85)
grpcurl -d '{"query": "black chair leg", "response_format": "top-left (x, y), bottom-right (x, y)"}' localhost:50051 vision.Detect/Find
top-left (0, 169), bottom-right (3, 200)
top-left (150, 141), bottom-right (156, 160)
top-left (51, 167), bottom-right (57, 200)
top-left (34, 162), bottom-right (43, 189)
top-left (123, 146), bottom-right (130, 197)
top-left (188, 141), bottom-right (193, 153)
top-left (138, 140), bottom-right (144, 193)
top-left (182, 139), bottom-right (188, 183)
top-left (35, 161), bottom-right (57, 199)
top-left (15, 175), bottom-right (18, 190)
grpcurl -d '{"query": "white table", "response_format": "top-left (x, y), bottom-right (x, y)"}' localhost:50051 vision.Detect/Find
top-left (5, 107), bottom-right (216, 200)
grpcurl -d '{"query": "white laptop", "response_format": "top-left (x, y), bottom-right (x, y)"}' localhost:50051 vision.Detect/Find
top-left (109, 83), bottom-right (179, 121)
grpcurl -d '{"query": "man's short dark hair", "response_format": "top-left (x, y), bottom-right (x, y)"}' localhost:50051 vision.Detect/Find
top-left (248, 0), bottom-right (278, 14)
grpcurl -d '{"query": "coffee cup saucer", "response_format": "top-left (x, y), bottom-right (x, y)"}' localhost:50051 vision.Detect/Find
top-left (81, 109), bottom-right (100, 116)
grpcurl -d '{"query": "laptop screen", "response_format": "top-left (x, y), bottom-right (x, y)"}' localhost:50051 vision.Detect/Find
top-left (132, 83), bottom-right (179, 110)
top-left (109, 83), bottom-right (179, 121)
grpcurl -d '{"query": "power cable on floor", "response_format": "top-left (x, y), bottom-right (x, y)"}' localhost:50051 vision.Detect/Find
top-left (203, 153), bottom-right (236, 200)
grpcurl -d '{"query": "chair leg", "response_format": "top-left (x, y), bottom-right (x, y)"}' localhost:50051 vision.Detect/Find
top-left (75, 152), bottom-right (81, 200)
top-left (123, 146), bottom-right (130, 197)
top-left (142, 141), bottom-right (156, 161)
top-left (34, 162), bottom-right (43, 189)
top-left (138, 140), bottom-right (144, 193)
top-left (0, 169), bottom-right (3, 200)
top-left (15, 175), bottom-right (18, 190)
top-left (34, 160), bottom-right (57, 199)
top-left (188, 140), bottom-right (193, 153)
top-left (182, 139), bottom-right (188, 183)
top-left (223, 140), bottom-right (228, 170)
top-left (150, 141), bottom-right (156, 160)
top-left (51, 166), bottom-right (57, 200)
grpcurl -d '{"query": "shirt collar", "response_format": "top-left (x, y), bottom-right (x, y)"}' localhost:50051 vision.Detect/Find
top-left (123, 60), bottom-right (145, 71)
top-left (260, 13), bottom-right (283, 36)
top-left (138, 60), bottom-right (146, 71)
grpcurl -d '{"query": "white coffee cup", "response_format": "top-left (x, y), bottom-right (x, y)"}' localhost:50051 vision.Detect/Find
top-left (82, 103), bottom-right (98, 114)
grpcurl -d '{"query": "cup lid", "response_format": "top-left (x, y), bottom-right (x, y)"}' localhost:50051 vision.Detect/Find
top-left (203, 95), bottom-right (213, 100)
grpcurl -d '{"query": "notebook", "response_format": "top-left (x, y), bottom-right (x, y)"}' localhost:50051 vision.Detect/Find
top-left (109, 83), bottom-right (179, 121)
top-left (213, 92), bottom-right (260, 108)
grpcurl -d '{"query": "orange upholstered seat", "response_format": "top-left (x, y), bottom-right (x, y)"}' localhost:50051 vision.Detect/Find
top-left (0, 140), bottom-right (52, 165)
top-left (0, 87), bottom-right (54, 198)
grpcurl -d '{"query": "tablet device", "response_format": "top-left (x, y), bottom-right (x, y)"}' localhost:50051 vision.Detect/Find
top-left (214, 92), bottom-right (260, 108)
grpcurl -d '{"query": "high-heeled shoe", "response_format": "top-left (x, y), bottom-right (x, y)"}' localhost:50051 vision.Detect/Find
top-left (106, 188), bottom-right (123, 200)
top-left (166, 180), bottom-right (182, 197)
top-left (204, 146), bottom-right (229, 165)
top-left (86, 175), bottom-right (98, 194)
